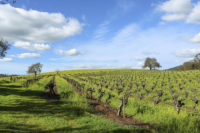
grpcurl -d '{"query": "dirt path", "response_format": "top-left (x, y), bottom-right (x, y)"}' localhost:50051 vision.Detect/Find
top-left (88, 99), bottom-right (154, 128)
top-left (64, 78), bottom-right (155, 129)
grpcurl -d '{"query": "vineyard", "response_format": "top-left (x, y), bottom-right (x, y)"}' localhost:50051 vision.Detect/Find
top-left (0, 69), bottom-right (200, 133)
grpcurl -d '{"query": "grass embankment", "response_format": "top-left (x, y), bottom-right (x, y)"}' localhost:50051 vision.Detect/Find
top-left (0, 76), bottom-right (150, 133)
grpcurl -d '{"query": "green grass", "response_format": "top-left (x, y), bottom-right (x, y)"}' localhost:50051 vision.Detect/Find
top-left (3, 69), bottom-right (200, 133)
top-left (0, 76), bottom-right (150, 133)
top-left (61, 69), bottom-right (200, 133)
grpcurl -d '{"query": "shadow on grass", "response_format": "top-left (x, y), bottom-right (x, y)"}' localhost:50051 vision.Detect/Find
top-left (0, 100), bottom-right (150, 133)
top-left (0, 84), bottom-right (43, 98)
top-left (0, 100), bottom-right (88, 119)
top-left (0, 80), bottom-right (10, 84)
top-left (0, 84), bottom-right (153, 133)
top-left (0, 83), bottom-right (87, 118)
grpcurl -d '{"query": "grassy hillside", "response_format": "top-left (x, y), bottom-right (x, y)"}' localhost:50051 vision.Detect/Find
top-left (1, 69), bottom-right (200, 133)
top-left (59, 69), bottom-right (200, 133)
top-left (0, 74), bottom-right (147, 133)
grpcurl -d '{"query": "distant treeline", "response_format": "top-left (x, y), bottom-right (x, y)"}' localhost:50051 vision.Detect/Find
top-left (171, 53), bottom-right (200, 71)
top-left (0, 74), bottom-right (18, 77)
top-left (179, 61), bottom-right (200, 70)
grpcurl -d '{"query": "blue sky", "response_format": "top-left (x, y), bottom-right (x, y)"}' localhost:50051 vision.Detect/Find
top-left (1, 0), bottom-right (200, 74)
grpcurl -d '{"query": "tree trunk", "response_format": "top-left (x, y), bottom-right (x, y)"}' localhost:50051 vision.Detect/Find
top-left (117, 101), bottom-right (123, 116)
top-left (34, 71), bottom-right (37, 79)
top-left (117, 97), bottom-right (124, 116)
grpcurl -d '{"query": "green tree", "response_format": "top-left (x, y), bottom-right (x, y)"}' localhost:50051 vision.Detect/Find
top-left (143, 57), bottom-right (161, 70)
top-left (178, 53), bottom-right (200, 70)
top-left (0, 39), bottom-right (10, 58)
top-left (27, 63), bottom-right (43, 79)
top-left (194, 53), bottom-right (200, 69)
top-left (179, 61), bottom-right (196, 70)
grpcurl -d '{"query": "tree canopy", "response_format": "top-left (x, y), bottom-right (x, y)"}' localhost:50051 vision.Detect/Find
top-left (27, 63), bottom-right (43, 78)
top-left (178, 53), bottom-right (200, 70)
top-left (143, 57), bottom-right (161, 70)
top-left (0, 39), bottom-right (10, 58)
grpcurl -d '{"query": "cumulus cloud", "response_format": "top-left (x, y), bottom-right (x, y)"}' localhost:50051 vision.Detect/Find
top-left (0, 58), bottom-right (13, 62)
top-left (0, 4), bottom-right (82, 43)
top-left (174, 48), bottom-right (200, 58)
top-left (15, 53), bottom-right (40, 59)
top-left (162, 13), bottom-right (187, 21)
top-left (158, 0), bottom-right (192, 21)
top-left (58, 49), bottom-right (82, 56)
top-left (159, 0), bottom-right (192, 13)
top-left (158, 0), bottom-right (200, 24)
top-left (158, 0), bottom-right (200, 46)
top-left (13, 41), bottom-right (51, 52)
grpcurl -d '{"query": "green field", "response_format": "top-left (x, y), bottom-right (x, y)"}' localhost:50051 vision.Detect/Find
top-left (1, 69), bottom-right (200, 133)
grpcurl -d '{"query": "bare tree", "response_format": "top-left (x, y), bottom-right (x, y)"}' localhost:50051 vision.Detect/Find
top-left (27, 63), bottom-right (43, 79)
top-left (0, 39), bottom-right (10, 58)
top-left (143, 57), bottom-right (161, 70)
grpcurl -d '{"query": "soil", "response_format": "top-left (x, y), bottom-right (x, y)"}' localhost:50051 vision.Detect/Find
top-left (88, 99), bottom-right (154, 128)
top-left (66, 79), bottom-right (155, 129)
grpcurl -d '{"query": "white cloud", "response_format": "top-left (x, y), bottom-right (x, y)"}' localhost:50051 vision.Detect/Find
top-left (161, 13), bottom-right (187, 21)
top-left (158, 0), bottom-right (192, 21)
top-left (94, 21), bottom-right (110, 39)
top-left (13, 41), bottom-right (51, 52)
top-left (0, 58), bottom-right (13, 62)
top-left (16, 53), bottom-right (40, 59)
top-left (157, 0), bottom-right (200, 23)
top-left (158, 0), bottom-right (192, 14)
top-left (158, 0), bottom-right (200, 45)
top-left (2, 21), bottom-right (197, 73)
top-left (175, 48), bottom-right (200, 58)
top-left (58, 49), bottom-right (82, 56)
top-left (112, 23), bottom-right (139, 44)
top-left (68, 23), bottom-right (190, 69)
top-left (191, 33), bottom-right (200, 43)
top-left (186, 2), bottom-right (200, 24)
top-left (0, 4), bottom-right (82, 43)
